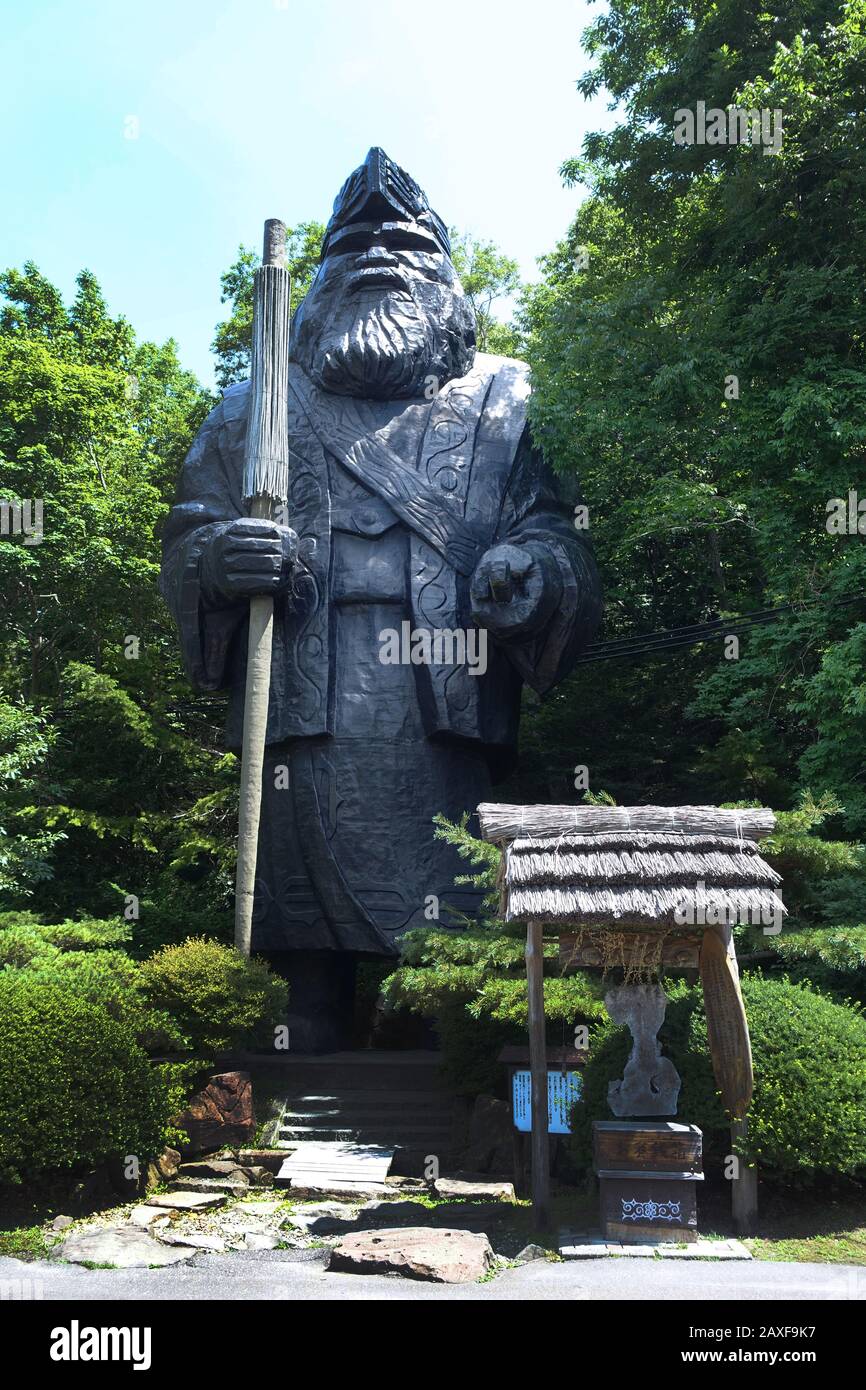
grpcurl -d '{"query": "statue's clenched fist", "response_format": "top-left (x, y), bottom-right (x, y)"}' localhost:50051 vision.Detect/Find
top-left (470, 541), bottom-right (563, 640)
top-left (201, 518), bottom-right (298, 603)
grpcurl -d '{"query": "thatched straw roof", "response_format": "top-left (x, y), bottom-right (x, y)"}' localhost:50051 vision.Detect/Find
top-left (478, 803), bottom-right (775, 845)
top-left (493, 819), bottom-right (783, 928)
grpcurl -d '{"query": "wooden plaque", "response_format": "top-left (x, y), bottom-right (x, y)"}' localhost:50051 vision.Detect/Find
top-left (700, 927), bottom-right (753, 1119)
top-left (593, 1120), bottom-right (702, 1175)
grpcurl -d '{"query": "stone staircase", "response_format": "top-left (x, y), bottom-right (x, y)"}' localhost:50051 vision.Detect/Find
top-left (272, 1051), bottom-right (457, 1164)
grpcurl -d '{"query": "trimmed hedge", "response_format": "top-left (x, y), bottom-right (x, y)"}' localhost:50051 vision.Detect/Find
top-left (568, 975), bottom-right (866, 1182)
top-left (140, 937), bottom-right (288, 1055)
top-left (0, 974), bottom-right (168, 1185)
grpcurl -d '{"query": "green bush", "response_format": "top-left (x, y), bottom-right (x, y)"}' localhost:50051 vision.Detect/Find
top-left (568, 975), bottom-right (866, 1183)
top-left (0, 974), bottom-right (169, 1184)
top-left (140, 937), bottom-right (288, 1054)
top-left (0, 911), bottom-right (184, 1051)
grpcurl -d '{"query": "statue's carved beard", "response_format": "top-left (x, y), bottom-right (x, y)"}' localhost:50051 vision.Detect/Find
top-left (293, 287), bottom-right (475, 400)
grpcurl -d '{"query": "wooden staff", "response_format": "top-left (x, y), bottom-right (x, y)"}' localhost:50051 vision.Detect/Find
top-left (235, 219), bottom-right (292, 956)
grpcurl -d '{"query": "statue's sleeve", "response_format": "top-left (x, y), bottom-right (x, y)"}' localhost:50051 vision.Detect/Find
top-left (159, 396), bottom-right (246, 692)
top-left (494, 429), bottom-right (602, 694)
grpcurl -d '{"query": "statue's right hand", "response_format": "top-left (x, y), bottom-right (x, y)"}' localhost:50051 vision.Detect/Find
top-left (201, 518), bottom-right (298, 602)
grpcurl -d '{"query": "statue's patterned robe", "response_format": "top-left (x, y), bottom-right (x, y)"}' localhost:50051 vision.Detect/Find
top-left (160, 353), bottom-right (601, 956)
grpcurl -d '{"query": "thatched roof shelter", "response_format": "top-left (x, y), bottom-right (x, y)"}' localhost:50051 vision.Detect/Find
top-left (503, 830), bottom-right (783, 927)
top-left (477, 801), bottom-right (782, 1129)
top-left (477, 803), bottom-right (784, 931)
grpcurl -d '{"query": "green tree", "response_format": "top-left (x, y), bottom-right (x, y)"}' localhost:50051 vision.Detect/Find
top-left (211, 222), bottom-right (326, 386)
top-left (450, 231), bottom-right (522, 355)
top-left (0, 263), bottom-right (233, 941)
top-left (519, 0), bottom-right (866, 837)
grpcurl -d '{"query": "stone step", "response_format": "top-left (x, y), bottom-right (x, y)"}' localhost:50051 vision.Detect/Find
top-left (284, 1092), bottom-right (454, 1111)
top-left (281, 1117), bottom-right (454, 1132)
top-left (281, 1109), bottom-right (453, 1124)
top-left (278, 1124), bottom-right (454, 1143)
top-left (171, 1176), bottom-right (250, 1198)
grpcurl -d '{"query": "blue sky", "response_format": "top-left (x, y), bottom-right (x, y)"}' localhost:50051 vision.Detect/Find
top-left (1, 0), bottom-right (614, 386)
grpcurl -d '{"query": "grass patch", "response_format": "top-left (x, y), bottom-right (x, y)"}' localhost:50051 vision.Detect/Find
top-left (746, 1196), bottom-right (866, 1265)
top-left (0, 1225), bottom-right (60, 1260)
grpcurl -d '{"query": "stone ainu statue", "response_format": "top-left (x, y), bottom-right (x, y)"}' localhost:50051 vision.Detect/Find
top-left (160, 148), bottom-right (602, 1044)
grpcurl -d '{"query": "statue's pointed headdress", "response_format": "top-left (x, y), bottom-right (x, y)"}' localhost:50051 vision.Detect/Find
top-left (321, 147), bottom-right (451, 258)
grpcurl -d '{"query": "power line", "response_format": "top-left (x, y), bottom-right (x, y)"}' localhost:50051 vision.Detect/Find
top-left (574, 591), bottom-right (866, 665)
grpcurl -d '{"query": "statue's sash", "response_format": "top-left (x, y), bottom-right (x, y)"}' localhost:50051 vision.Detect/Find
top-left (288, 369), bottom-right (490, 577)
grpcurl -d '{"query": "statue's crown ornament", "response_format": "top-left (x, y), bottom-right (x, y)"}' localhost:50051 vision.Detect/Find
top-left (322, 147), bottom-right (451, 258)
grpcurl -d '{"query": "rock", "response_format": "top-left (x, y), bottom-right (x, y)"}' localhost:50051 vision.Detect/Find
top-left (515, 1243), bottom-right (549, 1263)
top-left (128, 1206), bottom-right (176, 1229)
top-left (171, 1177), bottom-right (249, 1198)
top-left (462, 1094), bottom-right (513, 1174)
top-left (328, 1228), bottom-right (494, 1283)
top-left (146, 1146), bottom-right (182, 1193)
top-left (62, 1227), bottom-right (196, 1268)
top-left (51, 1215), bottom-right (73, 1232)
top-left (160, 1232), bottom-right (227, 1252)
top-left (235, 1149), bottom-right (286, 1173)
top-left (158, 1146), bottom-right (181, 1178)
top-left (284, 1202), bottom-right (357, 1234)
top-left (434, 1178), bottom-right (515, 1202)
top-left (173, 1071), bottom-right (255, 1156)
top-left (243, 1232), bottom-right (281, 1250)
top-left (145, 1190), bottom-right (226, 1212)
top-left (238, 1200), bottom-right (284, 1217)
top-left (178, 1159), bottom-right (249, 1181)
top-left (242, 1165), bottom-right (273, 1187)
top-left (283, 1181), bottom-right (390, 1202)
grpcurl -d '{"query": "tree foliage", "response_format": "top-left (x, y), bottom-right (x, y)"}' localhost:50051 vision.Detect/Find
top-left (519, 0), bottom-right (866, 836)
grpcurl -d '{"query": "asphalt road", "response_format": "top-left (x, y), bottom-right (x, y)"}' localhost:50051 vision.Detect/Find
top-left (3, 1251), bottom-right (864, 1301)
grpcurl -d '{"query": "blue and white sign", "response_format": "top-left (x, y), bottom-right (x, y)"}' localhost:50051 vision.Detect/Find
top-left (512, 1069), bottom-right (582, 1134)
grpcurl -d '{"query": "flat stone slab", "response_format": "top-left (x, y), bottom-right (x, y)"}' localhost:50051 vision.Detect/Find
top-left (172, 1177), bottom-right (249, 1198)
top-left (145, 1190), bottom-right (226, 1211)
top-left (559, 1233), bottom-right (752, 1261)
top-left (433, 1178), bottom-right (515, 1202)
top-left (328, 1227), bottom-right (494, 1283)
top-left (235, 1149), bottom-right (287, 1173)
top-left (178, 1159), bottom-right (246, 1176)
top-left (61, 1227), bottom-right (196, 1269)
top-left (277, 1142), bottom-right (395, 1193)
top-left (243, 1232), bottom-right (281, 1250)
top-left (128, 1206), bottom-right (177, 1229)
top-left (283, 1202), bottom-right (360, 1234)
top-left (283, 1181), bottom-right (390, 1202)
top-left (160, 1232), bottom-right (227, 1252)
top-left (237, 1200), bottom-right (284, 1217)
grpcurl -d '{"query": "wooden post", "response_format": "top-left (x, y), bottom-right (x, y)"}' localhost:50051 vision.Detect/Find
top-left (730, 1116), bottom-right (758, 1235)
top-left (525, 919), bottom-right (550, 1231)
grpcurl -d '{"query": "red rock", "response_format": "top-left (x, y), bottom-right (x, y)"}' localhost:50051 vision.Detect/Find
top-left (328, 1227), bottom-right (494, 1283)
top-left (173, 1071), bottom-right (255, 1156)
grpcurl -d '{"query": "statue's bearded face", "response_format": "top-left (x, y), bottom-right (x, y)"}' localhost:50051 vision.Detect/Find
top-left (290, 221), bottom-right (476, 399)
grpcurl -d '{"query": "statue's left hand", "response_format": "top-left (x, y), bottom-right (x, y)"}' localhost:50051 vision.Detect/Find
top-left (470, 541), bottom-right (563, 641)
